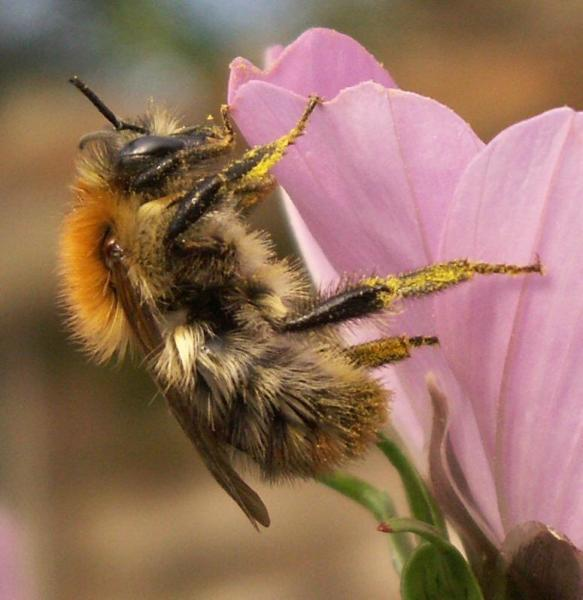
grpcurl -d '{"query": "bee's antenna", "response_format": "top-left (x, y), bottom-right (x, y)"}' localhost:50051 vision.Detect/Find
top-left (69, 76), bottom-right (147, 134)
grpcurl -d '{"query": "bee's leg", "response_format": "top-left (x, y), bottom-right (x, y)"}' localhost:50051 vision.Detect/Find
top-left (174, 104), bottom-right (235, 142)
top-left (347, 336), bottom-right (438, 368)
top-left (219, 103), bottom-right (235, 140)
top-left (165, 96), bottom-right (322, 244)
top-left (132, 133), bottom-right (235, 192)
top-left (232, 174), bottom-right (277, 212)
top-left (281, 258), bottom-right (542, 332)
top-left (228, 94), bottom-right (321, 188)
top-left (132, 104), bottom-right (237, 191)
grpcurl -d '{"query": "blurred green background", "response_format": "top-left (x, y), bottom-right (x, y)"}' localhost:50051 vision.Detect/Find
top-left (1, 1), bottom-right (582, 598)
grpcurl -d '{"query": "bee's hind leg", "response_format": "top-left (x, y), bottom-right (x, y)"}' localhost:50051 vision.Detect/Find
top-left (346, 336), bottom-right (439, 368)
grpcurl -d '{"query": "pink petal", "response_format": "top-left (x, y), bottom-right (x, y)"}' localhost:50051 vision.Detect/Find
top-left (228, 27), bottom-right (397, 105)
top-left (436, 108), bottom-right (583, 547)
top-left (281, 193), bottom-right (338, 288)
top-left (0, 510), bottom-right (27, 600)
top-left (263, 44), bottom-right (284, 68)
top-left (230, 80), bottom-right (483, 455)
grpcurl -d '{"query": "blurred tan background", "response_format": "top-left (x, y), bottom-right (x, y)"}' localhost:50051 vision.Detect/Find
top-left (1, 1), bottom-right (582, 598)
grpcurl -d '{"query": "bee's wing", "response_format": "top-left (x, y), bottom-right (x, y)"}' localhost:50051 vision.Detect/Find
top-left (194, 429), bottom-right (271, 528)
top-left (107, 241), bottom-right (270, 529)
top-left (168, 399), bottom-right (271, 529)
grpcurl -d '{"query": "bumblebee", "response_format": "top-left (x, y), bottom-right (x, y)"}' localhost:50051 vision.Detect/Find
top-left (60, 77), bottom-right (541, 528)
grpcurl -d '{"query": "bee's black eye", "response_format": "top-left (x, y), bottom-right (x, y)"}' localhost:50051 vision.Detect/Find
top-left (119, 135), bottom-right (186, 163)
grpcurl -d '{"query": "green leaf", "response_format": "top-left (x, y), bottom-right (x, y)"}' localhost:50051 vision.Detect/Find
top-left (318, 471), bottom-right (392, 521)
top-left (377, 432), bottom-right (447, 535)
top-left (318, 472), bottom-right (414, 572)
top-left (401, 543), bottom-right (485, 600)
top-left (376, 517), bottom-right (483, 600)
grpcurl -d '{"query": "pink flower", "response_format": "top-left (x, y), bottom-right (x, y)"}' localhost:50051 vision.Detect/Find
top-left (228, 27), bottom-right (583, 567)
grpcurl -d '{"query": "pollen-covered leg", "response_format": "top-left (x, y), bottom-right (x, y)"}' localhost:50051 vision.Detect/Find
top-left (281, 258), bottom-right (542, 331)
top-left (132, 124), bottom-right (236, 192)
top-left (362, 258), bottom-right (543, 306)
top-left (219, 103), bottom-right (235, 142)
top-left (231, 174), bottom-right (277, 212)
top-left (347, 335), bottom-right (439, 368)
top-left (233, 94), bottom-right (322, 186)
top-left (165, 96), bottom-right (322, 243)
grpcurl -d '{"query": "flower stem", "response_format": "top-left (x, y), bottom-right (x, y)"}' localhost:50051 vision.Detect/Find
top-left (377, 432), bottom-right (447, 534)
top-left (318, 471), bottom-right (414, 572)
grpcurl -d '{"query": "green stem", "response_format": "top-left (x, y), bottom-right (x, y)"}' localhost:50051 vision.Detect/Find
top-left (377, 432), bottom-right (447, 535)
top-left (318, 472), bottom-right (414, 572)
top-left (378, 517), bottom-right (451, 550)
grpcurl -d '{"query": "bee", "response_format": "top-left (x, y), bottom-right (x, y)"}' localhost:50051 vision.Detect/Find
top-left (60, 77), bottom-right (541, 528)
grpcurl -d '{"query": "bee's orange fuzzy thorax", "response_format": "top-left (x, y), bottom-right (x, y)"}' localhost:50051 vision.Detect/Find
top-left (59, 183), bottom-right (132, 362)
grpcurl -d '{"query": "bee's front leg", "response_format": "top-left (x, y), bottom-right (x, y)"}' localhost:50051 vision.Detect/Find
top-left (231, 174), bottom-right (277, 212)
top-left (132, 131), bottom-right (236, 192)
top-left (165, 95), bottom-right (321, 245)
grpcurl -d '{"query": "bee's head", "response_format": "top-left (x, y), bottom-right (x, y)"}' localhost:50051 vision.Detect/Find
top-left (70, 76), bottom-right (233, 196)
